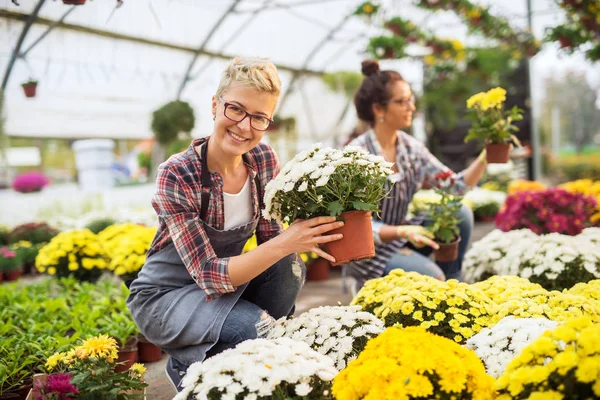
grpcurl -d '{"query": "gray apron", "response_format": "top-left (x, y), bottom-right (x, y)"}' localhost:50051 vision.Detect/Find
top-left (127, 141), bottom-right (297, 364)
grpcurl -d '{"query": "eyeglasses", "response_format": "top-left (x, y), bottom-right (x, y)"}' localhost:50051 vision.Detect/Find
top-left (384, 95), bottom-right (416, 108)
top-left (218, 97), bottom-right (273, 131)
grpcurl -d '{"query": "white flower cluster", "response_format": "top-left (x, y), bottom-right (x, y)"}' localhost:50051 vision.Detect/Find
top-left (262, 143), bottom-right (394, 223)
top-left (465, 316), bottom-right (558, 378)
top-left (463, 187), bottom-right (507, 210)
top-left (496, 232), bottom-right (600, 281)
top-left (175, 338), bottom-right (338, 400)
top-left (268, 305), bottom-right (384, 370)
top-left (464, 228), bottom-right (600, 288)
top-left (579, 227), bottom-right (600, 246)
top-left (463, 229), bottom-right (537, 282)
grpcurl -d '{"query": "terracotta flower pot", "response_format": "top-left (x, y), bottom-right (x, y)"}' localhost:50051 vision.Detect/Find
top-left (62, 0), bottom-right (86, 4)
top-left (476, 214), bottom-right (496, 223)
top-left (115, 337), bottom-right (139, 373)
top-left (324, 210), bottom-right (375, 267)
top-left (434, 236), bottom-right (461, 262)
top-left (382, 47), bottom-right (395, 59)
top-left (4, 269), bottom-right (22, 282)
top-left (306, 257), bottom-right (330, 281)
top-left (559, 37), bottom-right (572, 49)
top-left (137, 335), bottom-right (163, 363)
top-left (21, 83), bottom-right (37, 98)
top-left (485, 143), bottom-right (511, 164)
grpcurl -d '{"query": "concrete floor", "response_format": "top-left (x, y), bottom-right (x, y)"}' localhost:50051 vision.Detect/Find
top-left (144, 222), bottom-right (497, 399)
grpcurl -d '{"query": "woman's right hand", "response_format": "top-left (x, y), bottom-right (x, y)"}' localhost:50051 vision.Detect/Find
top-left (276, 216), bottom-right (344, 263)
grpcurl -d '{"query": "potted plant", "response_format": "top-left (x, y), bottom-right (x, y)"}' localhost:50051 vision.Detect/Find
top-left (62, 0), bottom-right (87, 5)
top-left (97, 311), bottom-right (140, 373)
top-left (464, 87), bottom-right (524, 163)
top-left (36, 334), bottom-right (147, 399)
top-left (98, 223), bottom-right (156, 284)
top-left (11, 171), bottom-right (49, 193)
top-left (21, 79), bottom-right (38, 98)
top-left (263, 143), bottom-right (394, 266)
top-left (353, 1), bottom-right (380, 17)
top-left (367, 36), bottom-right (407, 59)
top-left (9, 240), bottom-right (38, 276)
top-left (137, 334), bottom-right (162, 363)
top-left (0, 246), bottom-right (22, 281)
top-left (8, 222), bottom-right (59, 245)
top-left (304, 252), bottom-right (330, 281)
top-left (35, 230), bottom-right (109, 282)
top-left (423, 171), bottom-right (464, 262)
top-left (384, 17), bottom-right (422, 42)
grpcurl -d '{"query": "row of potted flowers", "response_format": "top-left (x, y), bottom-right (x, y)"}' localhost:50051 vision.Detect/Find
top-left (167, 271), bottom-right (600, 399)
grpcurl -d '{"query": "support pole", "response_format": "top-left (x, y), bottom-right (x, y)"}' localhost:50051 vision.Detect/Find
top-left (526, 0), bottom-right (541, 180)
top-left (1, 0), bottom-right (47, 91)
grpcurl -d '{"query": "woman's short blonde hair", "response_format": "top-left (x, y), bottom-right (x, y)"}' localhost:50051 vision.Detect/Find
top-left (215, 57), bottom-right (281, 98)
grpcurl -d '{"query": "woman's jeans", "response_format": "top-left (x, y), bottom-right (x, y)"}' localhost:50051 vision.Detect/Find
top-left (197, 258), bottom-right (301, 361)
top-left (384, 203), bottom-right (473, 281)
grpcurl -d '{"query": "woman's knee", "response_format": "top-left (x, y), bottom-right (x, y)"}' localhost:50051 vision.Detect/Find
top-left (222, 301), bottom-right (276, 344)
top-left (386, 249), bottom-right (445, 281)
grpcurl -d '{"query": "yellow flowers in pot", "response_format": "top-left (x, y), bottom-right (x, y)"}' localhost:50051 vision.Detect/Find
top-left (36, 230), bottom-right (109, 282)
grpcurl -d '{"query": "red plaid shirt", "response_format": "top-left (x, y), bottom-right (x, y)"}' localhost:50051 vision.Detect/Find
top-left (148, 137), bottom-right (283, 300)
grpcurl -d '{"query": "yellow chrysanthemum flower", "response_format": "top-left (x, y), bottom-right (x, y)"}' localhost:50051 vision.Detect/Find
top-left (333, 326), bottom-right (495, 400)
top-left (76, 334), bottom-right (119, 361)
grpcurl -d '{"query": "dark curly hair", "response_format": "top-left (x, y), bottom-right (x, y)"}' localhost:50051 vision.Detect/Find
top-left (354, 59), bottom-right (405, 125)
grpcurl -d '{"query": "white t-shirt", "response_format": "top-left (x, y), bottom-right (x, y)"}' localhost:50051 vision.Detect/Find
top-left (223, 175), bottom-right (253, 230)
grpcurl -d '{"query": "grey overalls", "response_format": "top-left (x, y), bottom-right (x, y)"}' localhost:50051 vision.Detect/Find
top-left (127, 141), bottom-right (305, 364)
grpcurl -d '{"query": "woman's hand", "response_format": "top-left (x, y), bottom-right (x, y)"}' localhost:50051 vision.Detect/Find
top-left (396, 225), bottom-right (439, 249)
top-left (276, 216), bottom-right (344, 263)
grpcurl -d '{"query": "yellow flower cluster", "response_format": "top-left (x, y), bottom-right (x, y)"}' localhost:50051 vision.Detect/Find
top-left (473, 276), bottom-right (600, 326)
top-left (507, 179), bottom-right (547, 195)
top-left (100, 224), bottom-right (157, 277)
top-left (351, 270), bottom-right (497, 343)
top-left (559, 179), bottom-right (600, 224)
top-left (472, 275), bottom-right (545, 303)
top-left (496, 317), bottom-right (600, 399)
top-left (46, 334), bottom-right (119, 371)
top-left (567, 279), bottom-right (600, 302)
top-left (332, 326), bottom-right (495, 400)
top-left (11, 240), bottom-right (32, 250)
top-left (467, 87), bottom-right (507, 111)
top-left (36, 230), bottom-right (108, 278)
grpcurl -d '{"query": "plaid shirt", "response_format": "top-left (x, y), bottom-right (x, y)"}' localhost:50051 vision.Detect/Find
top-left (148, 137), bottom-right (283, 300)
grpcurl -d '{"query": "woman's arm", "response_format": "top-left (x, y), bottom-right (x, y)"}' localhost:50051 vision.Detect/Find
top-left (420, 144), bottom-right (486, 196)
top-left (462, 150), bottom-right (487, 187)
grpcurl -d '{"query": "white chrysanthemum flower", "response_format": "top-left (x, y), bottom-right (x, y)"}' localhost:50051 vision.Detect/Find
top-left (465, 316), bottom-right (558, 378)
top-left (178, 338), bottom-right (336, 399)
top-left (268, 305), bottom-right (384, 371)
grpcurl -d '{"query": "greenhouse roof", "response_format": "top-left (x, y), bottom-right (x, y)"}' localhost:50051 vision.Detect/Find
top-left (0, 0), bottom-right (595, 143)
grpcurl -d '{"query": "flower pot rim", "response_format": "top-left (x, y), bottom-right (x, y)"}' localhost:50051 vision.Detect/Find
top-left (436, 236), bottom-right (461, 246)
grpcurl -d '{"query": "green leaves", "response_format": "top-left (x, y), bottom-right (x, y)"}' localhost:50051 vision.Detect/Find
top-left (0, 278), bottom-right (138, 394)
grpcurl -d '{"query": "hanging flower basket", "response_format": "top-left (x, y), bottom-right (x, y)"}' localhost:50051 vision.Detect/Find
top-left (63, 0), bottom-right (87, 4)
top-left (21, 80), bottom-right (37, 98)
top-left (485, 142), bottom-right (511, 163)
top-left (434, 236), bottom-right (461, 262)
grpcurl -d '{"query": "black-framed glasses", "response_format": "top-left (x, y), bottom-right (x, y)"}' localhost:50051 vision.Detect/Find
top-left (218, 97), bottom-right (273, 131)
top-left (384, 95), bottom-right (416, 108)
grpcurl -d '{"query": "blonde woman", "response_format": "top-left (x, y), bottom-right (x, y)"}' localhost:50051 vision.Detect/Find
top-left (127, 57), bottom-right (344, 392)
